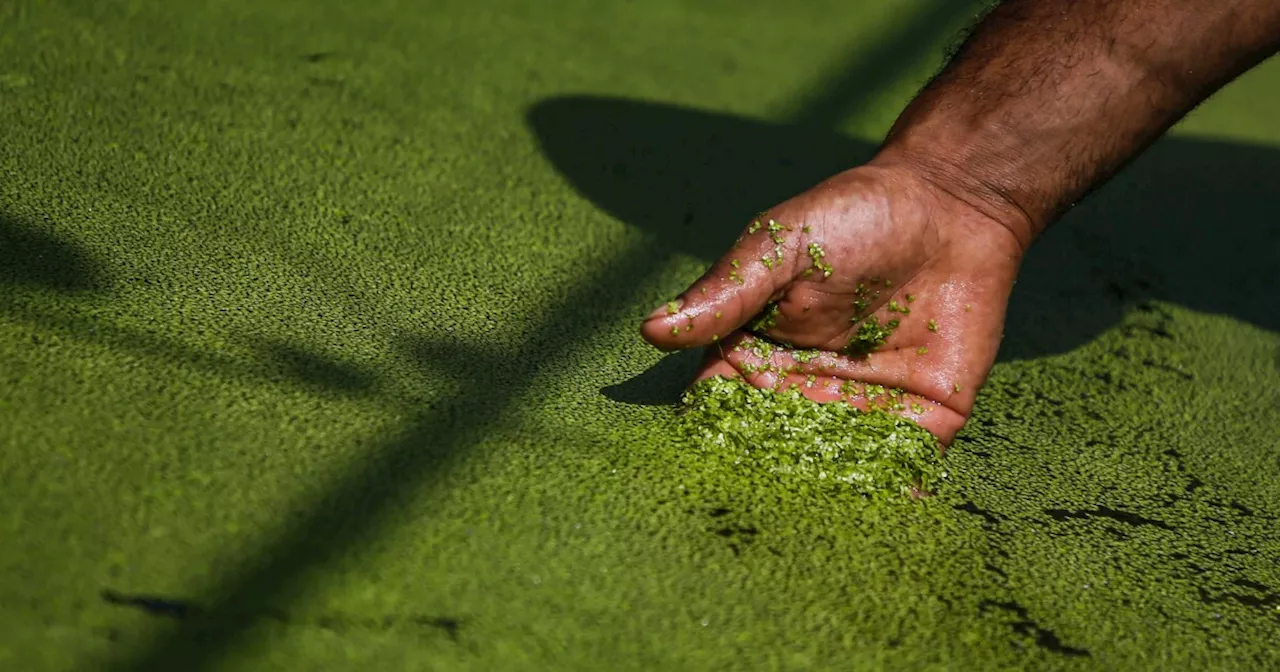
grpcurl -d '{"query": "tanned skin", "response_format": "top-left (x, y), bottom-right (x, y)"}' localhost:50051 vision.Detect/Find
top-left (640, 0), bottom-right (1280, 444)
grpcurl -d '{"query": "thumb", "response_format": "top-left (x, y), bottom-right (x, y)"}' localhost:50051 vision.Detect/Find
top-left (641, 218), bottom-right (805, 350)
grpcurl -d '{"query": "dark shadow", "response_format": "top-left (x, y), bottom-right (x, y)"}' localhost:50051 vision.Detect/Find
top-left (5, 297), bottom-right (382, 399)
top-left (0, 212), bottom-right (109, 293)
top-left (602, 348), bottom-right (703, 406)
top-left (95, 2), bottom-right (1273, 667)
top-left (102, 9), bottom-right (971, 668)
top-left (0, 210), bottom-right (381, 400)
top-left (106, 238), bottom-right (665, 672)
top-left (100, 588), bottom-right (463, 641)
top-left (528, 98), bottom-right (875, 262)
top-left (256, 341), bottom-right (378, 396)
top-left (528, 96), bottom-right (1280, 377)
top-left (1001, 138), bottom-right (1280, 359)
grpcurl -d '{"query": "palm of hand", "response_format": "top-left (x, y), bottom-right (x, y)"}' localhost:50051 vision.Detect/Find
top-left (641, 166), bottom-right (1024, 443)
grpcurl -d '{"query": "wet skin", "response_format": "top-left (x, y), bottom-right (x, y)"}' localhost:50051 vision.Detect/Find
top-left (641, 0), bottom-right (1280, 444)
top-left (641, 164), bottom-right (1021, 444)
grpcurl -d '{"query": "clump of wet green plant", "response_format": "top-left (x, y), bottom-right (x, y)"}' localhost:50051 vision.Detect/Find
top-left (844, 315), bottom-right (900, 355)
top-left (748, 302), bottom-right (782, 333)
top-left (678, 376), bottom-right (945, 497)
top-left (805, 242), bottom-right (833, 278)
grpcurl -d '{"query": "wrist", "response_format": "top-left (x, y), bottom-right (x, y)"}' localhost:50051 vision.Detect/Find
top-left (870, 132), bottom-right (1045, 254)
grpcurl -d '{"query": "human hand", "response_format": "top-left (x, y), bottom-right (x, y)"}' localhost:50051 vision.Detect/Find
top-left (640, 163), bottom-right (1027, 444)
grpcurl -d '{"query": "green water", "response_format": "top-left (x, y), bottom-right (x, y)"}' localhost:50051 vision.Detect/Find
top-left (1, 0), bottom-right (1278, 669)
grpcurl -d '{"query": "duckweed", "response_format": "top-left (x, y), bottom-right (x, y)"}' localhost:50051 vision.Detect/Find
top-left (851, 281), bottom-right (876, 315)
top-left (807, 242), bottom-right (834, 278)
top-left (792, 348), bottom-right (822, 364)
top-left (743, 335), bottom-right (774, 360)
top-left (748, 303), bottom-right (781, 333)
top-left (767, 219), bottom-right (788, 245)
top-left (677, 376), bottom-right (946, 497)
top-left (9, 4), bottom-right (1280, 668)
top-left (844, 316), bottom-right (900, 356)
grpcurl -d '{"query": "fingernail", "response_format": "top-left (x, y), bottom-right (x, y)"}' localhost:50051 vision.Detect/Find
top-left (647, 298), bottom-right (682, 320)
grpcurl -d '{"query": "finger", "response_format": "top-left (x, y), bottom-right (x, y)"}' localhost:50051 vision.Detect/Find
top-left (641, 218), bottom-right (805, 350)
top-left (707, 332), bottom-right (969, 444)
top-left (693, 348), bottom-right (741, 383)
top-left (716, 332), bottom-right (912, 392)
top-left (762, 345), bottom-right (967, 442)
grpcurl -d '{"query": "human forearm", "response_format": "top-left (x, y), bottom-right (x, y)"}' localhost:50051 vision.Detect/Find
top-left (872, 0), bottom-right (1280, 250)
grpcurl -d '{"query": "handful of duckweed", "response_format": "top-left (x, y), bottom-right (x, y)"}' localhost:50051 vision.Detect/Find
top-left (678, 376), bottom-right (946, 498)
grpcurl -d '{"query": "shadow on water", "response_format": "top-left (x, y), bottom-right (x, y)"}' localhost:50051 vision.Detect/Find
top-left (0, 208), bottom-right (662, 667)
top-left (601, 347), bottom-right (703, 405)
top-left (0, 0), bottom-right (1264, 666)
top-left (254, 340), bottom-right (378, 396)
top-left (82, 6), bottom-right (987, 669)
top-left (0, 211), bottom-right (380, 398)
top-left (97, 241), bottom-right (664, 672)
top-left (527, 96), bottom-right (1280, 403)
top-left (0, 213), bottom-right (108, 292)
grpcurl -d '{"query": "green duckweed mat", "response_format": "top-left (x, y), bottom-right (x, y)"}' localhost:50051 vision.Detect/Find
top-left (2, 0), bottom-right (1278, 669)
